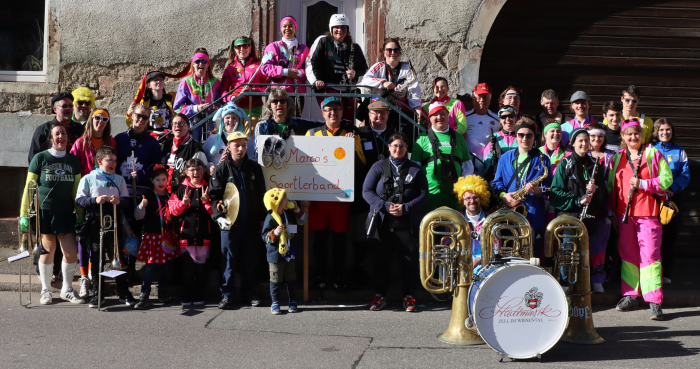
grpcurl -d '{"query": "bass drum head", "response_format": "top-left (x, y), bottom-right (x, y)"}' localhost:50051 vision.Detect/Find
top-left (472, 264), bottom-right (568, 359)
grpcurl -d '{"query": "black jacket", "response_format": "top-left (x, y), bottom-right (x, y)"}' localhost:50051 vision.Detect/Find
top-left (28, 118), bottom-right (85, 164)
top-left (310, 36), bottom-right (368, 85)
top-left (354, 125), bottom-right (397, 213)
top-left (209, 157), bottom-right (267, 227)
top-left (162, 137), bottom-right (205, 189)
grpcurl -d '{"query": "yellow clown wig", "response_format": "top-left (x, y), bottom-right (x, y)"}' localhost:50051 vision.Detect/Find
top-left (263, 188), bottom-right (296, 255)
top-left (71, 87), bottom-right (96, 109)
top-left (453, 175), bottom-right (491, 208)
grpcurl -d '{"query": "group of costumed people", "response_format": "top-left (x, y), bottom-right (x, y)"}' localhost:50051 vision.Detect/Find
top-left (18, 13), bottom-right (689, 322)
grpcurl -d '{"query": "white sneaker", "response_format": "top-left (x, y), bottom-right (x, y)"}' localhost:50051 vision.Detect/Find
top-left (78, 276), bottom-right (91, 298)
top-left (60, 288), bottom-right (85, 304)
top-left (663, 277), bottom-right (672, 285)
top-left (592, 283), bottom-right (604, 293)
top-left (40, 289), bottom-right (53, 305)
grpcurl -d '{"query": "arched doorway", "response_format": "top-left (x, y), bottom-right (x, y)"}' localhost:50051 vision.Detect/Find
top-left (479, 0), bottom-right (700, 159)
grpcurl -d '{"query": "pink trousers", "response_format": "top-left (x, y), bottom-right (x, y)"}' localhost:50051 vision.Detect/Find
top-left (616, 214), bottom-right (663, 304)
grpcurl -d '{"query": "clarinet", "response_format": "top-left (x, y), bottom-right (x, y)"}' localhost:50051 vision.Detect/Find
top-left (621, 149), bottom-right (645, 224)
top-left (289, 46), bottom-right (301, 116)
top-left (579, 160), bottom-right (599, 220)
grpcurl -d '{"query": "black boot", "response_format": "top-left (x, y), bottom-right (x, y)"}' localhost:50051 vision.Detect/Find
top-left (88, 270), bottom-right (105, 308)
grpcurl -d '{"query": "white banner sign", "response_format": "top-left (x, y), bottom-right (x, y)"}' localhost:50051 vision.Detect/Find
top-left (256, 135), bottom-right (355, 202)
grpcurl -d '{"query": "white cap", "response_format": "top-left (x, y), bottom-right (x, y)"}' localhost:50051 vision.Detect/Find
top-left (329, 14), bottom-right (350, 32)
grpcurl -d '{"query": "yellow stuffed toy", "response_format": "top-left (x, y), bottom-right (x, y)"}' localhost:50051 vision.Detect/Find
top-left (263, 188), bottom-right (296, 255)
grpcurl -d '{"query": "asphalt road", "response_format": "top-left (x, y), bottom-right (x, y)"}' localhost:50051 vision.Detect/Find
top-left (1, 291), bottom-right (699, 368)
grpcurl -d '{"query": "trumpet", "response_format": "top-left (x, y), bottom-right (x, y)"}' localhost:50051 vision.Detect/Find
top-left (479, 209), bottom-right (533, 266)
top-left (419, 207), bottom-right (484, 345)
top-left (544, 214), bottom-right (604, 344)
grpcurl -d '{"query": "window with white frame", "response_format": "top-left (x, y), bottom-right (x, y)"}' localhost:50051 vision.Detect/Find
top-left (0, 0), bottom-right (48, 83)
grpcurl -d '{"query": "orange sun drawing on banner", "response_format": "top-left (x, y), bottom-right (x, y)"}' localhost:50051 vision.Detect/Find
top-left (334, 147), bottom-right (346, 160)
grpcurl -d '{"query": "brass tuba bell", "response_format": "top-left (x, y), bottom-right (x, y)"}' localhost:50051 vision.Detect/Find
top-left (419, 207), bottom-right (484, 345)
top-left (479, 209), bottom-right (533, 267)
top-left (545, 214), bottom-right (604, 344)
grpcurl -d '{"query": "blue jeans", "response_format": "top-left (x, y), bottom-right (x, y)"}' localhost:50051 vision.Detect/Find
top-left (141, 262), bottom-right (170, 296)
top-left (220, 228), bottom-right (258, 299)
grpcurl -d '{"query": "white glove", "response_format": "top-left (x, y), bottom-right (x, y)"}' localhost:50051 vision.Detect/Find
top-left (217, 217), bottom-right (232, 231)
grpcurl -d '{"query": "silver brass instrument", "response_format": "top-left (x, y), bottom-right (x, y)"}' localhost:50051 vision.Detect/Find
top-left (16, 218), bottom-right (32, 307)
top-left (479, 209), bottom-right (533, 266)
top-left (27, 180), bottom-right (48, 255)
top-left (98, 202), bottom-right (126, 311)
top-left (419, 207), bottom-right (484, 345)
top-left (545, 214), bottom-right (604, 344)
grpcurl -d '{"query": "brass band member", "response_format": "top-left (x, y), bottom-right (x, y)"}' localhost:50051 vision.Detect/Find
top-left (492, 118), bottom-right (552, 258)
top-left (609, 119), bottom-right (672, 320)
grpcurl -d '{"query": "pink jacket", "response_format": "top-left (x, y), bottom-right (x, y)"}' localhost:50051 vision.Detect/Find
top-left (220, 58), bottom-right (270, 109)
top-left (69, 136), bottom-right (118, 176)
top-left (261, 40), bottom-right (309, 94)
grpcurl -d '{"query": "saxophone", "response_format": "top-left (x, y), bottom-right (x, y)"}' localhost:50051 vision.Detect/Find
top-left (490, 157), bottom-right (548, 216)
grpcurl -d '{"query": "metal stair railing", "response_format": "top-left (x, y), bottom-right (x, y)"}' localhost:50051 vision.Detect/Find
top-left (160, 82), bottom-right (426, 144)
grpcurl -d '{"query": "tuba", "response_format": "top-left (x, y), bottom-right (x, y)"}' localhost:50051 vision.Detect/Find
top-left (544, 214), bottom-right (604, 344)
top-left (419, 207), bottom-right (484, 345)
top-left (479, 209), bottom-right (533, 266)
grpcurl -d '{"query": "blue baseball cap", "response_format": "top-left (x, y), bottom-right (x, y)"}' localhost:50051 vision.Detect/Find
top-left (321, 96), bottom-right (343, 109)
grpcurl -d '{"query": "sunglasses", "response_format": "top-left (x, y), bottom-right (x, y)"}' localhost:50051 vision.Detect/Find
top-left (623, 98), bottom-right (639, 104)
top-left (172, 121), bottom-right (189, 127)
top-left (623, 118), bottom-right (640, 124)
top-left (499, 114), bottom-right (515, 119)
top-left (93, 116), bottom-right (110, 123)
top-left (517, 133), bottom-right (534, 139)
top-left (76, 101), bottom-right (91, 106)
top-left (271, 99), bottom-right (287, 105)
top-left (194, 59), bottom-right (209, 65)
top-left (235, 44), bottom-right (251, 49)
top-left (385, 48), bottom-right (401, 54)
top-left (389, 144), bottom-right (407, 150)
top-left (134, 113), bottom-right (149, 121)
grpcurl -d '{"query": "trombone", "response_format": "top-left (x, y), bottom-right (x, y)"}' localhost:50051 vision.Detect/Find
top-left (97, 201), bottom-right (126, 311)
top-left (16, 218), bottom-right (32, 307)
top-left (27, 180), bottom-right (48, 256)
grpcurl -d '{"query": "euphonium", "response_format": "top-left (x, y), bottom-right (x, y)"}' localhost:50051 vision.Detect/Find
top-left (490, 163), bottom-right (549, 216)
top-left (419, 207), bottom-right (484, 345)
top-left (544, 214), bottom-right (604, 344)
top-left (479, 209), bottom-right (533, 266)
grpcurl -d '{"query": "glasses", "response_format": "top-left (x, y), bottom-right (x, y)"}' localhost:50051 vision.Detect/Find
top-left (93, 116), bottom-right (110, 123)
top-left (389, 144), bottom-right (407, 150)
top-left (101, 159), bottom-right (117, 164)
top-left (517, 133), bottom-right (534, 139)
top-left (134, 113), bottom-right (149, 121)
top-left (187, 168), bottom-right (203, 173)
top-left (271, 99), bottom-right (287, 105)
top-left (58, 104), bottom-right (73, 109)
top-left (623, 98), bottom-right (639, 104)
top-left (385, 48), bottom-right (401, 54)
top-left (323, 108), bottom-right (343, 113)
top-left (590, 134), bottom-right (605, 139)
top-left (172, 121), bottom-right (188, 127)
top-left (504, 95), bottom-right (520, 101)
top-left (76, 101), bottom-right (91, 106)
top-left (235, 44), bottom-right (251, 50)
top-left (463, 196), bottom-right (481, 202)
top-left (194, 59), bottom-right (208, 65)
top-left (499, 114), bottom-right (515, 119)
